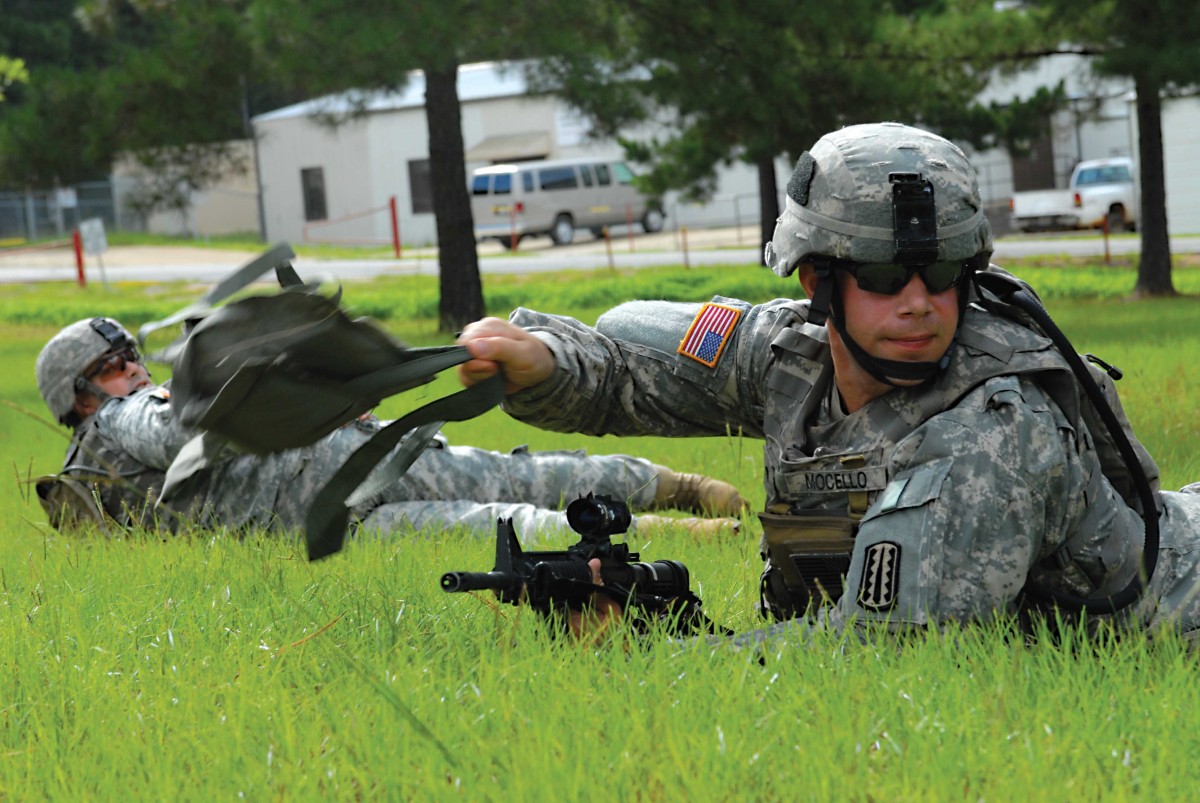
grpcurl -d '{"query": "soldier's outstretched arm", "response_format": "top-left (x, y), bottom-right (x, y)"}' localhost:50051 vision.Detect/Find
top-left (457, 317), bottom-right (555, 395)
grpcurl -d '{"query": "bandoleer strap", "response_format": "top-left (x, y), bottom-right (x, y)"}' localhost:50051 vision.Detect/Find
top-left (973, 268), bottom-right (1159, 615)
top-left (137, 242), bottom-right (304, 363)
top-left (167, 278), bottom-right (504, 561)
top-left (306, 375), bottom-right (503, 559)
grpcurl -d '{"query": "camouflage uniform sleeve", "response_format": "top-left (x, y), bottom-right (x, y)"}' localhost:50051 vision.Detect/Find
top-left (502, 298), bottom-right (801, 438)
top-left (830, 373), bottom-right (1145, 631)
top-left (94, 387), bottom-right (194, 471)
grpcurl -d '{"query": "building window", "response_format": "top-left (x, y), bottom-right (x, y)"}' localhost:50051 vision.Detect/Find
top-left (301, 167), bottom-right (327, 221)
top-left (409, 159), bottom-right (433, 213)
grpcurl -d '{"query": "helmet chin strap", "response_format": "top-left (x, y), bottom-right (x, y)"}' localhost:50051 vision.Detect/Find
top-left (75, 377), bottom-right (115, 398)
top-left (72, 377), bottom-right (115, 418)
top-left (829, 293), bottom-right (952, 387)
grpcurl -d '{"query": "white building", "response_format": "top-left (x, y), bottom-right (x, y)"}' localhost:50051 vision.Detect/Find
top-left (251, 62), bottom-right (781, 248)
top-left (1132, 94), bottom-right (1200, 235)
top-left (111, 140), bottom-right (262, 238)
top-left (963, 53), bottom-right (1136, 233)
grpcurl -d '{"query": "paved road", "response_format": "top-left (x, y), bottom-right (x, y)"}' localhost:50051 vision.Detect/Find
top-left (2, 229), bottom-right (1197, 285)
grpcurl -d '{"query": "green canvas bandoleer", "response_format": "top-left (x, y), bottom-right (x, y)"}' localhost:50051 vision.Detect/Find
top-left (153, 247), bottom-right (503, 560)
top-left (137, 241), bottom-right (304, 363)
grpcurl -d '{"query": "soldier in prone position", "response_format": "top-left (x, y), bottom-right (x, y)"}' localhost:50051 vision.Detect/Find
top-left (33, 318), bottom-right (747, 540)
top-left (457, 122), bottom-right (1200, 644)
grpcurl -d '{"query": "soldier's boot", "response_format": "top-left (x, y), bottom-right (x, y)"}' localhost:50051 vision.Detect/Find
top-left (651, 465), bottom-right (748, 517)
top-left (638, 514), bottom-right (741, 538)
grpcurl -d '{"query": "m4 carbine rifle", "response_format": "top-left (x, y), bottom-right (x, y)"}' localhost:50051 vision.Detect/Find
top-left (440, 493), bottom-right (726, 637)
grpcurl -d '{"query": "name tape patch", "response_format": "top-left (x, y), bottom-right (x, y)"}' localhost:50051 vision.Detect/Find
top-left (785, 466), bottom-right (888, 496)
top-left (678, 303), bottom-right (742, 368)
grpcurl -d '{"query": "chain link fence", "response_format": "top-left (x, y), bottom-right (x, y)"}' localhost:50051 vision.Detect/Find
top-left (0, 178), bottom-right (145, 244)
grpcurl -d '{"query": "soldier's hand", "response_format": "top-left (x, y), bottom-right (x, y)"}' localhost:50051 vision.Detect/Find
top-left (457, 317), bottom-right (555, 395)
top-left (569, 558), bottom-right (624, 645)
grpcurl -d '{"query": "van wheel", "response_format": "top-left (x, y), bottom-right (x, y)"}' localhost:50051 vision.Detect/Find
top-left (642, 208), bottom-right (665, 233)
top-left (497, 235), bottom-right (523, 250)
top-left (1106, 205), bottom-right (1127, 233)
top-left (590, 227), bottom-right (606, 240)
top-left (550, 214), bottom-right (575, 246)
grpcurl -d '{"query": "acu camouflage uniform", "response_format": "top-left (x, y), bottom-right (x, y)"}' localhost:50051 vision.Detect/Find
top-left (501, 292), bottom-right (1200, 640)
top-left (60, 382), bottom-right (664, 541)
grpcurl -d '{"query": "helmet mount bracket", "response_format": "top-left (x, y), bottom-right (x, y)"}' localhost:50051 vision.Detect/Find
top-left (889, 172), bottom-right (939, 266)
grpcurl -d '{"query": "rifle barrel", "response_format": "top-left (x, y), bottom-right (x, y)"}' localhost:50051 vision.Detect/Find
top-left (439, 570), bottom-right (517, 594)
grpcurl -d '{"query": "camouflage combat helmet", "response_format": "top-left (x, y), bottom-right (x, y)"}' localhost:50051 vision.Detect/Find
top-left (764, 122), bottom-right (993, 386)
top-left (764, 121), bottom-right (993, 276)
top-left (36, 317), bottom-right (139, 425)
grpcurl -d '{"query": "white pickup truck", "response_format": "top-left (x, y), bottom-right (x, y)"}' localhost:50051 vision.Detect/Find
top-left (1009, 157), bottom-right (1138, 233)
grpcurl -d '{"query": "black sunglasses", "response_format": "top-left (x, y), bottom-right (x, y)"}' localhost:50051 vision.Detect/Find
top-left (815, 258), bottom-right (972, 296)
top-left (83, 347), bottom-right (141, 380)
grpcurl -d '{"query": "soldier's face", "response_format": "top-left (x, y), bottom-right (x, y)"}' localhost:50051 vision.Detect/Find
top-left (84, 349), bottom-right (152, 398)
top-left (838, 270), bottom-right (959, 373)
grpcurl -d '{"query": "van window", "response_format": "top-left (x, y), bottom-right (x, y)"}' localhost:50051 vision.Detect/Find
top-left (594, 165), bottom-right (611, 186)
top-left (522, 171), bottom-right (534, 192)
top-left (471, 175), bottom-right (490, 195)
top-left (613, 162), bottom-right (635, 185)
top-left (580, 165), bottom-right (594, 187)
top-left (539, 166), bottom-right (579, 191)
top-left (493, 173), bottom-right (512, 195)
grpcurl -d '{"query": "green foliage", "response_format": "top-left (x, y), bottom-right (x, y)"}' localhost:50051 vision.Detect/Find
top-left (246, 0), bottom-right (600, 105)
top-left (532, 0), bottom-right (1058, 235)
top-left (0, 0), bottom-right (107, 71)
top-left (1037, 0), bottom-right (1200, 87)
top-left (0, 0), bottom-right (300, 190)
top-left (0, 66), bottom-right (113, 185)
top-left (0, 55), bottom-right (27, 101)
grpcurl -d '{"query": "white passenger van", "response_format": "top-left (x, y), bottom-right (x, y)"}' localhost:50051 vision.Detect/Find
top-left (469, 157), bottom-right (665, 248)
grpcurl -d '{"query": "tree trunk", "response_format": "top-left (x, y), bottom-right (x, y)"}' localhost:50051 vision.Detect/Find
top-left (425, 61), bottom-right (485, 331)
top-left (756, 154), bottom-right (779, 266)
top-left (1133, 74), bottom-right (1175, 297)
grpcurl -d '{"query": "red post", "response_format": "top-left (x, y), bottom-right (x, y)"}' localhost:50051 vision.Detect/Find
top-left (389, 196), bottom-right (402, 258)
top-left (510, 204), bottom-right (518, 251)
top-left (626, 204), bottom-right (635, 252)
top-left (681, 225), bottom-right (690, 270)
top-left (72, 229), bottom-right (86, 287)
top-left (1102, 215), bottom-right (1111, 265)
top-left (604, 227), bottom-right (614, 270)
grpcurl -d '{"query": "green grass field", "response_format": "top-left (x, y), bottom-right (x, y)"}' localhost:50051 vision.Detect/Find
top-left (2, 259), bottom-right (1200, 799)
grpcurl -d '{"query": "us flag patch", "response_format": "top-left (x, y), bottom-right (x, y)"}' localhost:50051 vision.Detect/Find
top-left (677, 303), bottom-right (741, 367)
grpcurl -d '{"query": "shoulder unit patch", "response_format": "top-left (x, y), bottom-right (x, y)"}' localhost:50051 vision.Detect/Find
top-left (677, 303), bottom-right (741, 368)
top-left (858, 541), bottom-right (901, 611)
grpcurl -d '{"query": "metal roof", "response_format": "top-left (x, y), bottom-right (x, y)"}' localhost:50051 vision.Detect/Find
top-left (252, 61), bottom-right (532, 123)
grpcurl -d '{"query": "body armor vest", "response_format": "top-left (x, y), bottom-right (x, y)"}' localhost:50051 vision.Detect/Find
top-left (757, 303), bottom-right (1156, 619)
top-left (40, 415), bottom-right (172, 532)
